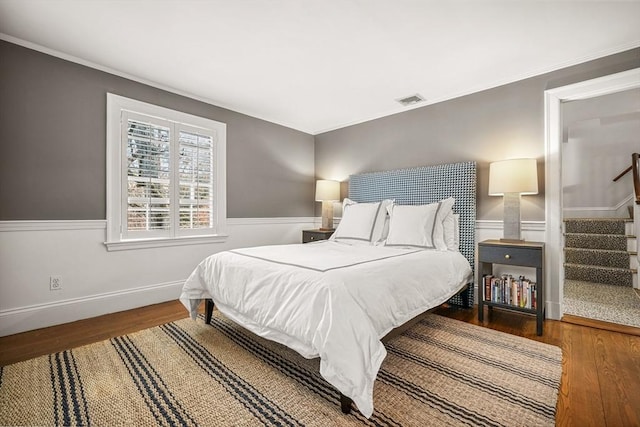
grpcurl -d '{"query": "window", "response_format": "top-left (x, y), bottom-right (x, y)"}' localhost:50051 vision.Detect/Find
top-left (106, 94), bottom-right (226, 250)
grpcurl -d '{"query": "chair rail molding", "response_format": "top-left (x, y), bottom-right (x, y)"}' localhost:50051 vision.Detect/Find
top-left (0, 220), bottom-right (106, 232)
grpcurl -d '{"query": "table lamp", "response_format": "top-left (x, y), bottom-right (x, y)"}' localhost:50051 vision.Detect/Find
top-left (488, 158), bottom-right (538, 242)
top-left (315, 180), bottom-right (340, 230)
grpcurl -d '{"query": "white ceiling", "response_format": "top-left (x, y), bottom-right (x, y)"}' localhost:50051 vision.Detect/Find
top-left (1, 1), bottom-right (639, 135)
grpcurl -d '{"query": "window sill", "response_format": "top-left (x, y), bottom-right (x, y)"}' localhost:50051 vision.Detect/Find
top-left (104, 234), bottom-right (229, 251)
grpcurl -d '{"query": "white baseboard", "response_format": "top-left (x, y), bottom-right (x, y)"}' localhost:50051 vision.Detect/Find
top-left (0, 280), bottom-right (184, 337)
top-left (546, 301), bottom-right (562, 321)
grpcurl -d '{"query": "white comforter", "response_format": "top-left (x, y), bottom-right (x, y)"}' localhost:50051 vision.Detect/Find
top-left (180, 241), bottom-right (472, 418)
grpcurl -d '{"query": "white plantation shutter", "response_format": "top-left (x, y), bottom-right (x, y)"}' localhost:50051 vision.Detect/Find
top-left (177, 126), bottom-right (216, 231)
top-left (124, 115), bottom-right (172, 237)
top-left (110, 97), bottom-right (225, 245)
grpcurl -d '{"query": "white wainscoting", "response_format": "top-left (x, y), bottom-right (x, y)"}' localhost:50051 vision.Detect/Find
top-left (0, 218), bottom-right (317, 337)
top-left (475, 220), bottom-right (546, 241)
top-left (0, 218), bottom-right (546, 337)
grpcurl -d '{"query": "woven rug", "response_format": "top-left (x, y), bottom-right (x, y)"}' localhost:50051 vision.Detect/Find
top-left (0, 313), bottom-right (562, 426)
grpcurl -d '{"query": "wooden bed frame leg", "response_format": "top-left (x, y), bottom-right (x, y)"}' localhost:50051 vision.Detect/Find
top-left (340, 393), bottom-right (353, 414)
top-left (205, 299), bottom-right (214, 324)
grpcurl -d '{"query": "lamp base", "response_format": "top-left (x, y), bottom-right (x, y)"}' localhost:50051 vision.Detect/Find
top-left (502, 192), bottom-right (523, 241)
top-left (319, 227), bottom-right (335, 232)
top-left (321, 200), bottom-right (335, 230)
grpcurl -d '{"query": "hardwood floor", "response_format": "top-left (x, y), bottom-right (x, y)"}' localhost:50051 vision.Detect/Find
top-left (433, 305), bottom-right (640, 427)
top-left (562, 313), bottom-right (640, 337)
top-left (0, 300), bottom-right (190, 366)
top-left (1, 301), bottom-right (639, 426)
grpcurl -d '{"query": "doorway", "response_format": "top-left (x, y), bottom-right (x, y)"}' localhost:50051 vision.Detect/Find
top-left (560, 89), bottom-right (640, 328)
top-left (543, 68), bottom-right (640, 322)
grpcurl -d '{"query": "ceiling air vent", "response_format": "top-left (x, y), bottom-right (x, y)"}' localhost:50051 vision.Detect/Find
top-left (396, 93), bottom-right (425, 106)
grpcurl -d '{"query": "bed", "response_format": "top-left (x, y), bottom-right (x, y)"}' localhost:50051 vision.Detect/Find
top-left (180, 161), bottom-right (477, 418)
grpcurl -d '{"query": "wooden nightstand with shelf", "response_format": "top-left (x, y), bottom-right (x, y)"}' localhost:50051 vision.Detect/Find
top-left (477, 239), bottom-right (545, 335)
top-left (302, 229), bottom-right (334, 243)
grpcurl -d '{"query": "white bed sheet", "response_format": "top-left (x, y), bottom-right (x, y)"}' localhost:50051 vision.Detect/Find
top-left (180, 241), bottom-right (472, 418)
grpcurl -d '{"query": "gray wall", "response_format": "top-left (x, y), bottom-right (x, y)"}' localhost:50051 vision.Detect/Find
top-left (315, 48), bottom-right (640, 221)
top-left (2, 40), bottom-right (638, 222)
top-left (0, 41), bottom-right (315, 220)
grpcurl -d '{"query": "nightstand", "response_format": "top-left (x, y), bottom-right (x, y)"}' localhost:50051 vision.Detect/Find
top-left (302, 229), bottom-right (334, 243)
top-left (477, 239), bottom-right (545, 335)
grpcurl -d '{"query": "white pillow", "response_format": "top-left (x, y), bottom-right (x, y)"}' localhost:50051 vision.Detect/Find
top-left (443, 212), bottom-right (460, 251)
top-left (331, 198), bottom-right (393, 244)
top-left (385, 198), bottom-right (455, 250)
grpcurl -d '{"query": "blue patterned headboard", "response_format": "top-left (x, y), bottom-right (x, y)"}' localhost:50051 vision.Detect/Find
top-left (348, 161), bottom-right (477, 272)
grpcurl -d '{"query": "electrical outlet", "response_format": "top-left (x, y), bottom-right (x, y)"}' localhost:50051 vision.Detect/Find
top-left (50, 275), bottom-right (62, 291)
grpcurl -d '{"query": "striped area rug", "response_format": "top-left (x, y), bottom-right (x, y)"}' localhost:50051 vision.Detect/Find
top-left (0, 313), bottom-right (562, 426)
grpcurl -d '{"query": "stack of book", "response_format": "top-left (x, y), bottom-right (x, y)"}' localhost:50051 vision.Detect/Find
top-left (483, 274), bottom-right (536, 309)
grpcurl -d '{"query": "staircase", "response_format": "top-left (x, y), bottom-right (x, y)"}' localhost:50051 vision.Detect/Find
top-left (564, 218), bottom-right (637, 287)
top-left (562, 217), bottom-right (640, 329)
top-left (562, 154), bottom-right (640, 329)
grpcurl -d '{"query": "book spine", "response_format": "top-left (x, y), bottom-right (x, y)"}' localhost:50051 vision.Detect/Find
top-left (531, 283), bottom-right (536, 309)
top-left (484, 275), bottom-right (493, 301)
top-left (493, 278), bottom-right (498, 303)
top-left (518, 276), bottom-right (523, 308)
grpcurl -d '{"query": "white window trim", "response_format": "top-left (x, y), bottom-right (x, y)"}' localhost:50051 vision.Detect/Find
top-left (105, 93), bottom-right (227, 251)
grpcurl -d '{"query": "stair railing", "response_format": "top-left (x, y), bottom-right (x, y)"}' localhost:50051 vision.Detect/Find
top-left (612, 153), bottom-right (640, 205)
top-left (634, 152), bottom-right (640, 205)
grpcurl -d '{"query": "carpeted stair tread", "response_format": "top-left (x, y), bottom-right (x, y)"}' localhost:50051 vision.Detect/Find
top-left (564, 233), bottom-right (628, 251)
top-left (563, 218), bottom-right (627, 235)
top-left (564, 247), bottom-right (631, 269)
top-left (564, 263), bottom-right (633, 287)
top-left (563, 279), bottom-right (640, 328)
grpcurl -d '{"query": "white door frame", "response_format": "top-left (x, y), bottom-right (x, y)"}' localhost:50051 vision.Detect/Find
top-left (544, 68), bottom-right (640, 320)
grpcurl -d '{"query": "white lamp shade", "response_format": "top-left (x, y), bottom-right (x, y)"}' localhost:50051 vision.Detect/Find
top-left (315, 180), bottom-right (340, 201)
top-left (488, 158), bottom-right (538, 195)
